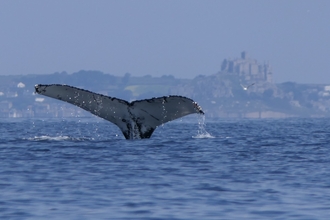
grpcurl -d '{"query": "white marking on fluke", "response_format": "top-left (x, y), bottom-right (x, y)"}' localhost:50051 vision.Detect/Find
top-left (35, 84), bottom-right (204, 139)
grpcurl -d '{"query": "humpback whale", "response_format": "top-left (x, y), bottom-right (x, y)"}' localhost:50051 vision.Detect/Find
top-left (34, 84), bottom-right (204, 139)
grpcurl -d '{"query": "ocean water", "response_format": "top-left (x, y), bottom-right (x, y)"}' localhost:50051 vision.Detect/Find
top-left (0, 117), bottom-right (330, 219)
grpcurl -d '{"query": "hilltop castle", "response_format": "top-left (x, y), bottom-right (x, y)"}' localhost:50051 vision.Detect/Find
top-left (221, 51), bottom-right (273, 83)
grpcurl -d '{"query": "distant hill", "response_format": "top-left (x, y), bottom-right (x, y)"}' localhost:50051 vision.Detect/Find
top-left (1, 52), bottom-right (330, 118)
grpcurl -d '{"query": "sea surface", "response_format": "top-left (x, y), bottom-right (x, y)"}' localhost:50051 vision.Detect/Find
top-left (0, 117), bottom-right (330, 220)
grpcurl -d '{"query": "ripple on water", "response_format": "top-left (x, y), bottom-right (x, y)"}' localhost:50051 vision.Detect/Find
top-left (0, 118), bottom-right (329, 219)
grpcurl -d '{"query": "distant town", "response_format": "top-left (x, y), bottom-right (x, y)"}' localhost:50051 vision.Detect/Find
top-left (1, 51), bottom-right (330, 119)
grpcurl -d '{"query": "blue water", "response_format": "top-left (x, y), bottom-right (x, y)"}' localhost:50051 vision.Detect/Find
top-left (0, 117), bottom-right (330, 219)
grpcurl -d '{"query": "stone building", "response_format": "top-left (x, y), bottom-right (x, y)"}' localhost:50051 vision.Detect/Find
top-left (221, 51), bottom-right (273, 83)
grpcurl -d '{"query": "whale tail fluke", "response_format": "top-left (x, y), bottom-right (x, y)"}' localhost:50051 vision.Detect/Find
top-left (35, 84), bottom-right (204, 139)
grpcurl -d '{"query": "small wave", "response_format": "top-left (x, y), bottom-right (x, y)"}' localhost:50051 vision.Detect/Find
top-left (26, 135), bottom-right (93, 141)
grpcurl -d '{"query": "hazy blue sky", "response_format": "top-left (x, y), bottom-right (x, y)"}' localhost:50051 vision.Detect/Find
top-left (1, 0), bottom-right (329, 83)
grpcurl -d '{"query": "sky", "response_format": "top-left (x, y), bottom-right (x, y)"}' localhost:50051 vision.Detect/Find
top-left (1, 0), bottom-right (330, 84)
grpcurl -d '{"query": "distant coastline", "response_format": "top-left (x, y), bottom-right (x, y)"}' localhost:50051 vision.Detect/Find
top-left (1, 52), bottom-right (330, 118)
